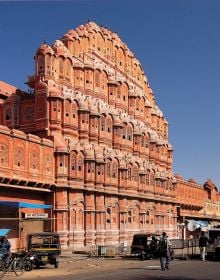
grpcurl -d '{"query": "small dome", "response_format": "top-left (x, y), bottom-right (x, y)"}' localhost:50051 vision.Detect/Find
top-left (35, 79), bottom-right (47, 90)
top-left (48, 86), bottom-right (60, 98)
top-left (95, 150), bottom-right (104, 163)
top-left (36, 44), bottom-right (53, 56)
top-left (113, 116), bottom-right (123, 128)
top-left (78, 99), bottom-right (89, 112)
top-left (67, 29), bottom-right (79, 39)
top-left (188, 178), bottom-right (197, 184)
top-left (62, 33), bottom-right (73, 42)
top-left (52, 40), bottom-right (69, 56)
top-left (85, 148), bottom-right (95, 161)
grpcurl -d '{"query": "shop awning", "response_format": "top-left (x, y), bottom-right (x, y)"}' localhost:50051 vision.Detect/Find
top-left (187, 219), bottom-right (208, 227)
top-left (0, 201), bottom-right (52, 209)
top-left (0, 228), bottom-right (10, 236)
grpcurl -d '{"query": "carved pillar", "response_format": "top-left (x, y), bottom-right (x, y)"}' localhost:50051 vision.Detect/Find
top-left (84, 192), bottom-right (96, 245)
top-left (95, 194), bottom-right (105, 245)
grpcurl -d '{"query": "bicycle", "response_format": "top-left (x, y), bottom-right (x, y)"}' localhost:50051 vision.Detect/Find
top-left (0, 252), bottom-right (24, 278)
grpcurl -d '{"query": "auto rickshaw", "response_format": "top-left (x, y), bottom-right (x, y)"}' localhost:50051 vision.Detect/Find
top-left (131, 233), bottom-right (160, 260)
top-left (27, 232), bottom-right (61, 268)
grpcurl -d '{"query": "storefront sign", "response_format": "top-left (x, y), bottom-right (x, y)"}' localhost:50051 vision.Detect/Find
top-left (24, 213), bottom-right (48, 219)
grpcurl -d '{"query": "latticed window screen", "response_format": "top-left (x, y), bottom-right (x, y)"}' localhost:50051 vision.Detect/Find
top-left (106, 161), bottom-right (111, 177)
top-left (100, 116), bottom-right (105, 131)
top-left (127, 126), bottom-right (132, 141)
top-left (122, 126), bottom-right (126, 139)
top-left (77, 155), bottom-right (83, 172)
top-left (128, 167), bottom-right (132, 181)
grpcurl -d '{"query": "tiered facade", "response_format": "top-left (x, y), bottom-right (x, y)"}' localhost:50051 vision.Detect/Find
top-left (0, 22), bottom-right (219, 249)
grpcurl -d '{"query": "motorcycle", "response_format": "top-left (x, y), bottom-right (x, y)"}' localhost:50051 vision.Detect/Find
top-left (20, 251), bottom-right (35, 271)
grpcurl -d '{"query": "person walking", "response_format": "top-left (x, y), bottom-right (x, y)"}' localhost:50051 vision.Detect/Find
top-left (159, 232), bottom-right (171, 270)
top-left (199, 232), bottom-right (209, 261)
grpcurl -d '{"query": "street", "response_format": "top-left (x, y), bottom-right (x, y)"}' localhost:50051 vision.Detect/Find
top-left (3, 255), bottom-right (220, 280)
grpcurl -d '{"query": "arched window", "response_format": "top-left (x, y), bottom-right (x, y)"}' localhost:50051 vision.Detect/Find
top-left (146, 170), bottom-right (150, 186)
top-left (117, 86), bottom-right (121, 99)
top-left (14, 147), bottom-right (25, 168)
top-left (133, 206), bottom-right (139, 224)
top-left (128, 210), bottom-right (132, 223)
top-left (71, 152), bottom-right (77, 174)
top-left (112, 162), bottom-right (118, 178)
top-left (0, 143), bottom-right (9, 166)
top-left (136, 98), bottom-right (140, 111)
top-left (122, 125), bottom-right (126, 139)
top-left (106, 116), bottom-right (112, 133)
top-left (59, 56), bottom-right (64, 76)
top-left (45, 54), bottom-right (51, 75)
top-left (66, 58), bottom-right (72, 80)
top-left (127, 125), bottom-right (133, 141)
top-left (100, 115), bottom-right (105, 131)
top-left (5, 109), bottom-right (11, 121)
top-left (132, 165), bottom-right (139, 181)
top-left (77, 154), bottom-right (83, 173)
top-left (106, 208), bottom-right (111, 225)
top-left (141, 135), bottom-right (145, 147)
top-left (95, 71), bottom-right (100, 87)
top-left (128, 165), bottom-right (132, 181)
top-left (150, 171), bottom-right (155, 186)
top-left (106, 161), bottom-right (111, 178)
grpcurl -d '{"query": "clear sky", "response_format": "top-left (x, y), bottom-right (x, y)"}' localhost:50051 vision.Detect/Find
top-left (0, 0), bottom-right (220, 188)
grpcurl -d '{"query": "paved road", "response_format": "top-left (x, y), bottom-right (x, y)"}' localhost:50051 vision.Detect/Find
top-left (4, 257), bottom-right (220, 280)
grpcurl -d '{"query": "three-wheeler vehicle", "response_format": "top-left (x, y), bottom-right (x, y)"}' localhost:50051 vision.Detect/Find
top-left (27, 232), bottom-right (61, 268)
top-left (206, 228), bottom-right (220, 260)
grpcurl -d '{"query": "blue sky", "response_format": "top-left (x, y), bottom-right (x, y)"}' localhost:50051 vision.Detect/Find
top-left (0, 0), bottom-right (220, 188)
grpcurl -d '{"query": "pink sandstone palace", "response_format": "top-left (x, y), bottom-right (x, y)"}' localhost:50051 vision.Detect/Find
top-left (0, 22), bottom-right (219, 250)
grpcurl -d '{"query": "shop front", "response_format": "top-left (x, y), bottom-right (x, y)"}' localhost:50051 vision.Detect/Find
top-left (0, 201), bottom-right (52, 251)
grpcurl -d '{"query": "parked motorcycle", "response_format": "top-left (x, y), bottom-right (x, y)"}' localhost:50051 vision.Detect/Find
top-left (20, 251), bottom-right (35, 271)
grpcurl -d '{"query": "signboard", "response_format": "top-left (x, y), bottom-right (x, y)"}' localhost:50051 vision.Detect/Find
top-left (24, 213), bottom-right (48, 219)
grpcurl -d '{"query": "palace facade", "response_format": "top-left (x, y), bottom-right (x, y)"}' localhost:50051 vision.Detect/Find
top-left (0, 22), bottom-right (219, 250)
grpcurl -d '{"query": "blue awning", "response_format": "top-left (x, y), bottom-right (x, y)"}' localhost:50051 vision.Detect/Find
top-left (0, 201), bottom-right (52, 209)
top-left (0, 229), bottom-right (11, 236)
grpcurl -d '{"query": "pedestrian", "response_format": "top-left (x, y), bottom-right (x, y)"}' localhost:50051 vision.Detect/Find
top-left (159, 232), bottom-right (171, 271)
top-left (150, 236), bottom-right (158, 258)
top-left (199, 231), bottom-right (209, 261)
top-left (1, 235), bottom-right (11, 267)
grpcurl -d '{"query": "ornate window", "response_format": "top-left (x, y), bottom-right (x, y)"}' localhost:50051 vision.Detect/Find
top-left (25, 107), bottom-right (34, 121)
top-left (128, 166), bottom-right (132, 181)
top-left (128, 210), bottom-right (132, 223)
top-left (141, 135), bottom-right (145, 147)
top-left (127, 126), bottom-right (133, 141)
top-left (14, 147), bottom-right (25, 168)
top-left (45, 54), bottom-right (51, 75)
top-left (100, 115), bottom-right (105, 131)
top-left (30, 150), bottom-right (40, 170)
top-left (132, 165), bottom-right (139, 181)
top-left (106, 208), bottom-right (111, 225)
top-left (5, 109), bottom-right (11, 121)
top-left (0, 143), bottom-right (9, 166)
top-left (77, 155), bottom-right (83, 172)
top-left (140, 174), bottom-right (145, 184)
top-left (146, 171), bottom-right (150, 185)
top-left (112, 162), bottom-right (118, 178)
top-left (66, 58), bottom-right (72, 79)
top-left (59, 57), bottom-right (64, 76)
top-left (122, 125), bottom-right (126, 139)
top-left (106, 161), bottom-right (111, 178)
top-left (150, 172), bottom-right (155, 186)
top-left (45, 155), bottom-right (52, 173)
top-left (106, 117), bottom-right (112, 133)
top-left (71, 152), bottom-right (76, 173)
top-left (95, 71), bottom-right (100, 87)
